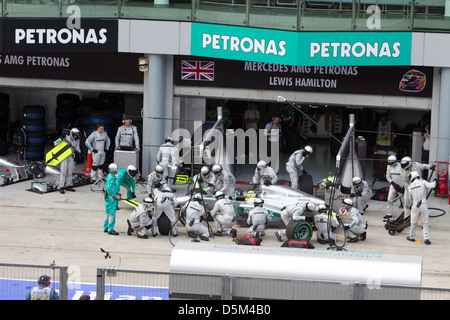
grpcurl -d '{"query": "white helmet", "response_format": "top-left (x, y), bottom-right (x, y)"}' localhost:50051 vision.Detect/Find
top-left (165, 136), bottom-right (173, 143)
top-left (127, 165), bottom-right (137, 177)
top-left (408, 171), bottom-right (420, 183)
top-left (352, 176), bottom-right (362, 185)
top-left (306, 202), bottom-right (317, 212)
top-left (200, 166), bottom-right (210, 176)
top-left (387, 155), bottom-right (397, 166)
top-left (211, 164), bottom-right (222, 174)
top-left (304, 145), bottom-right (313, 156)
top-left (317, 204), bottom-right (327, 213)
top-left (401, 156), bottom-right (412, 169)
top-left (162, 185), bottom-right (172, 192)
top-left (343, 198), bottom-right (354, 207)
top-left (254, 198), bottom-right (264, 207)
top-left (193, 193), bottom-right (203, 202)
top-left (214, 191), bottom-right (225, 199)
top-left (257, 160), bottom-right (267, 170)
top-left (70, 127), bottom-right (80, 140)
top-left (108, 163), bottom-right (118, 173)
top-left (155, 164), bottom-right (164, 175)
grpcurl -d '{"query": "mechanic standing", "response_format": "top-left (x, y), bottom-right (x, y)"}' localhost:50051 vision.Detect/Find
top-left (341, 198), bottom-right (367, 243)
top-left (180, 193), bottom-right (210, 241)
top-left (152, 185), bottom-right (179, 237)
top-left (350, 176), bottom-right (373, 213)
top-left (26, 275), bottom-right (59, 300)
top-left (156, 136), bottom-right (177, 187)
top-left (275, 201), bottom-right (317, 242)
top-left (246, 198), bottom-right (271, 237)
top-left (400, 156), bottom-right (435, 218)
top-left (286, 145), bottom-right (313, 190)
top-left (210, 191), bottom-right (237, 238)
top-left (55, 127), bottom-right (81, 194)
top-left (384, 155), bottom-right (404, 219)
top-left (147, 164), bottom-right (165, 198)
top-left (252, 160), bottom-right (278, 187)
top-left (127, 197), bottom-right (154, 239)
top-left (211, 164), bottom-right (236, 198)
top-left (407, 171), bottom-right (436, 245)
top-left (85, 122), bottom-right (111, 182)
top-left (314, 204), bottom-right (340, 245)
top-left (115, 116), bottom-right (140, 151)
top-left (104, 163), bottom-right (121, 235)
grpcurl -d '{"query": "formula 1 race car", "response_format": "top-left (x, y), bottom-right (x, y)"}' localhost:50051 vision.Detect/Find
top-left (156, 183), bottom-right (327, 241)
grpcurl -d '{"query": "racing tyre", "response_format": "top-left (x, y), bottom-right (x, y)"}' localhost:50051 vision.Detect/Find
top-left (157, 212), bottom-right (172, 236)
top-left (285, 220), bottom-right (313, 241)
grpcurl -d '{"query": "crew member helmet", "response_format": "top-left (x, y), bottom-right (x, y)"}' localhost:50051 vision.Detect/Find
top-left (254, 198), bottom-right (264, 207)
top-left (387, 155), bottom-right (397, 166)
top-left (408, 171), bottom-right (420, 183)
top-left (257, 160), bottom-right (267, 170)
top-left (108, 163), bottom-right (118, 174)
top-left (70, 127), bottom-right (80, 140)
top-left (304, 145), bottom-right (313, 156)
top-left (155, 164), bottom-right (164, 175)
top-left (211, 164), bottom-right (223, 174)
top-left (317, 204), bottom-right (327, 213)
top-left (401, 156), bottom-right (412, 169)
top-left (214, 191), bottom-right (225, 199)
top-left (306, 202), bottom-right (317, 212)
top-left (343, 198), bottom-right (354, 207)
top-left (200, 166), bottom-right (210, 176)
top-left (352, 176), bottom-right (362, 185)
top-left (127, 165), bottom-right (137, 177)
top-left (193, 193), bottom-right (203, 202)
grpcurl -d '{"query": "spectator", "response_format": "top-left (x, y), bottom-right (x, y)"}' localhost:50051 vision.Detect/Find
top-left (375, 112), bottom-right (396, 149)
top-left (244, 102), bottom-right (260, 130)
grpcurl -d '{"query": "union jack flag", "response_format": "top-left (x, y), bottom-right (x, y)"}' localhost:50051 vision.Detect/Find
top-left (181, 60), bottom-right (215, 81)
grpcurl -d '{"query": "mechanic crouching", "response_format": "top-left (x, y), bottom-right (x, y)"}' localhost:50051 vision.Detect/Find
top-left (210, 191), bottom-right (237, 238)
top-left (342, 198), bottom-right (367, 243)
top-left (180, 193), bottom-right (210, 241)
top-left (246, 198), bottom-right (271, 237)
top-left (127, 197), bottom-right (154, 239)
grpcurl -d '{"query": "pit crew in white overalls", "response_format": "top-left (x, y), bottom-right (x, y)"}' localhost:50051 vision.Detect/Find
top-left (153, 185), bottom-right (179, 237)
top-left (407, 171), bottom-right (436, 245)
top-left (384, 155), bottom-right (404, 219)
top-left (286, 145), bottom-right (313, 190)
top-left (314, 204), bottom-right (340, 245)
top-left (252, 160), bottom-right (278, 187)
top-left (246, 198), bottom-right (271, 237)
top-left (275, 201), bottom-right (316, 242)
top-left (127, 197), bottom-right (154, 239)
top-left (180, 193), bottom-right (210, 241)
top-left (85, 122), bottom-right (111, 182)
top-left (55, 127), bottom-right (81, 194)
top-left (210, 191), bottom-right (237, 238)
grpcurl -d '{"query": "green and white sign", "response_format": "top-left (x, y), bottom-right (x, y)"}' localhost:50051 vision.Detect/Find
top-left (191, 23), bottom-right (298, 65)
top-left (191, 23), bottom-right (412, 66)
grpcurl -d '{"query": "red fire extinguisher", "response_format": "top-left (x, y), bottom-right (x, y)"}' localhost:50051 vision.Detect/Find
top-left (435, 161), bottom-right (448, 199)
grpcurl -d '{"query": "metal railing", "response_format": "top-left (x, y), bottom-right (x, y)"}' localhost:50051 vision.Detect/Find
top-left (0, 263), bottom-right (68, 300)
top-left (1, 263), bottom-right (450, 300)
top-left (2, 0), bottom-right (450, 32)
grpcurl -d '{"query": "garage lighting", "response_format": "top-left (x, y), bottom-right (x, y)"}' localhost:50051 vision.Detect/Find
top-left (138, 57), bottom-right (148, 72)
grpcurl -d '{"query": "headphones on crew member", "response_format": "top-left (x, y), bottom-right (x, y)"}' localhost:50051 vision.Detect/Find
top-left (122, 117), bottom-right (132, 125)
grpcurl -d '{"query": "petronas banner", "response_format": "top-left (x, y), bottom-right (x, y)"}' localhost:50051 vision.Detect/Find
top-left (191, 23), bottom-right (412, 67)
top-left (174, 55), bottom-right (433, 97)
